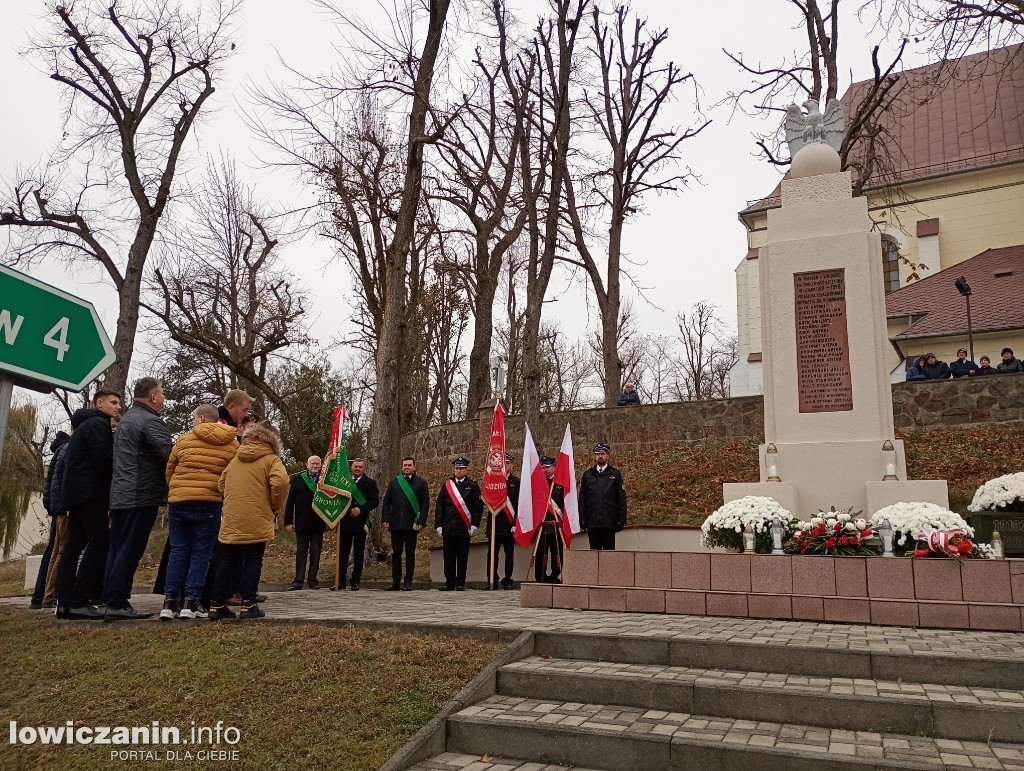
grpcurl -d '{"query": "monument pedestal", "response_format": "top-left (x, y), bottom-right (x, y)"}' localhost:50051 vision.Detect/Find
top-left (728, 154), bottom-right (947, 518)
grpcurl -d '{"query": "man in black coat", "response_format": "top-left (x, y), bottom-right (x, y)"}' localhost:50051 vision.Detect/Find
top-left (435, 456), bottom-right (483, 591)
top-left (30, 430), bottom-right (71, 609)
top-left (105, 377), bottom-right (173, 620)
top-left (535, 456), bottom-right (565, 584)
top-left (921, 353), bottom-right (951, 380)
top-left (485, 452), bottom-right (520, 590)
top-left (381, 456), bottom-right (430, 590)
top-left (55, 389), bottom-right (122, 620)
top-left (336, 457), bottom-right (379, 591)
top-left (285, 455), bottom-right (326, 590)
top-left (579, 442), bottom-right (627, 551)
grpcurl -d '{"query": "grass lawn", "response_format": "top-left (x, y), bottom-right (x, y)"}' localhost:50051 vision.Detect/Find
top-left (0, 607), bottom-right (503, 770)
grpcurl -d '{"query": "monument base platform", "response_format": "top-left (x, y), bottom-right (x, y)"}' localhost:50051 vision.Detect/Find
top-left (521, 550), bottom-right (1024, 632)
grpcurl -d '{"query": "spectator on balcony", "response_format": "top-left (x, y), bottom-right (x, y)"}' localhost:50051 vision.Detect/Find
top-left (922, 353), bottom-right (951, 380)
top-left (617, 383), bottom-right (641, 406)
top-left (905, 356), bottom-right (928, 382)
top-left (998, 347), bottom-right (1024, 374)
top-left (975, 356), bottom-right (998, 376)
top-left (949, 348), bottom-right (978, 379)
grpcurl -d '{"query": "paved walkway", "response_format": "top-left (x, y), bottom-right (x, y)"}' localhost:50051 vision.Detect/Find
top-left (6, 588), bottom-right (1024, 660)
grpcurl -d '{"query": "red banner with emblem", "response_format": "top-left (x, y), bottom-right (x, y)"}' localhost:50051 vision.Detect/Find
top-left (481, 401), bottom-right (508, 514)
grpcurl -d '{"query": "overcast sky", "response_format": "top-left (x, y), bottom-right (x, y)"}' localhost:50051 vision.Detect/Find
top-left (0, 0), bottom-right (933, 390)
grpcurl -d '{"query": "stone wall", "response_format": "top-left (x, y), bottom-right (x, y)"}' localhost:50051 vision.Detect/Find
top-left (400, 373), bottom-right (1024, 479)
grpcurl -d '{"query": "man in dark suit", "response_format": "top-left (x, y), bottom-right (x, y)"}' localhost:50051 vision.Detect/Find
top-left (435, 456), bottom-right (483, 591)
top-left (485, 452), bottom-right (520, 590)
top-left (381, 456), bottom-right (430, 591)
top-left (336, 457), bottom-right (379, 591)
top-left (284, 455), bottom-right (326, 590)
top-left (579, 442), bottom-right (628, 551)
top-left (535, 456), bottom-right (565, 584)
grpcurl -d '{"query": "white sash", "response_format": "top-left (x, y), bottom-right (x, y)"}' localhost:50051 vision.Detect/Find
top-left (446, 479), bottom-right (473, 529)
top-left (547, 496), bottom-right (563, 524)
top-left (502, 497), bottom-right (516, 525)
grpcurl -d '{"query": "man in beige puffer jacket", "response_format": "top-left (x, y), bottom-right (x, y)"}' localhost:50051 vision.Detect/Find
top-left (209, 421), bottom-right (290, 620)
top-left (161, 404), bottom-right (238, 621)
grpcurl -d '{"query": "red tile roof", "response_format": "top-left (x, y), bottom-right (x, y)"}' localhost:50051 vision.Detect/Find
top-left (885, 245), bottom-right (1024, 340)
top-left (742, 44), bottom-right (1024, 215)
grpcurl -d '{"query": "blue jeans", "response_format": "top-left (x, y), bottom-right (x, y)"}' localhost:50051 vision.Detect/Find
top-left (31, 515), bottom-right (59, 603)
top-left (165, 502), bottom-right (222, 599)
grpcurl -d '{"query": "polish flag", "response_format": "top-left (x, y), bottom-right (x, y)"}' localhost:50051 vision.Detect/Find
top-left (553, 423), bottom-right (580, 547)
top-left (514, 423), bottom-right (549, 547)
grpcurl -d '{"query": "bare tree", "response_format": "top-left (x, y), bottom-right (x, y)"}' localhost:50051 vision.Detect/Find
top-left (141, 157), bottom-right (315, 459)
top-left (564, 4), bottom-right (708, 406)
top-left (723, 0), bottom-right (907, 196)
top-left (894, 0), bottom-right (1024, 58)
top-left (675, 301), bottom-right (735, 401)
top-left (0, 1), bottom-right (238, 396)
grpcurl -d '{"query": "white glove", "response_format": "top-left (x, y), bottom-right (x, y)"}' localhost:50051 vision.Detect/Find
top-left (470, 526), bottom-right (479, 537)
top-left (436, 527), bottom-right (443, 537)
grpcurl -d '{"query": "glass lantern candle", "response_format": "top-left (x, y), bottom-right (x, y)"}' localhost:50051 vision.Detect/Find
top-left (770, 516), bottom-right (785, 555)
top-left (765, 443), bottom-right (781, 482)
top-left (743, 523), bottom-right (756, 553)
top-left (882, 440), bottom-right (898, 481)
top-left (879, 518), bottom-right (895, 557)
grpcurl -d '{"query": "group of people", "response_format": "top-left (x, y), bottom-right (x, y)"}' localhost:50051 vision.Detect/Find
top-left (30, 378), bottom-right (631, 619)
top-left (31, 384), bottom-right (291, 621)
top-left (906, 347), bottom-right (1024, 381)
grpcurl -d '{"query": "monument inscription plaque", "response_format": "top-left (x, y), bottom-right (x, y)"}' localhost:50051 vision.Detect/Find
top-left (794, 268), bottom-right (853, 413)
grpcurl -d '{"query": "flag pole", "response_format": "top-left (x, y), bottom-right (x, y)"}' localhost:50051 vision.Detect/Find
top-left (487, 504), bottom-right (497, 588)
top-left (334, 406), bottom-right (345, 592)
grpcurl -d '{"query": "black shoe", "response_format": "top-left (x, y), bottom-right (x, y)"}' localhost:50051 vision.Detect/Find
top-left (104, 606), bottom-right (153, 621)
top-left (455, 585), bottom-right (466, 592)
top-left (438, 584), bottom-right (455, 592)
top-left (255, 593), bottom-right (268, 602)
top-left (286, 584), bottom-right (302, 591)
top-left (42, 599), bottom-right (57, 609)
top-left (384, 584), bottom-right (401, 591)
top-left (350, 583), bottom-right (359, 591)
top-left (239, 603), bottom-right (265, 619)
top-left (159, 599), bottom-right (181, 622)
top-left (30, 600), bottom-right (43, 610)
top-left (402, 582), bottom-right (412, 591)
top-left (55, 605), bottom-right (70, 619)
top-left (550, 577), bottom-right (562, 585)
top-left (208, 605), bottom-right (236, 620)
top-left (308, 582), bottom-right (320, 590)
top-left (501, 578), bottom-right (514, 590)
top-left (482, 583), bottom-right (495, 590)
top-left (68, 604), bottom-right (104, 620)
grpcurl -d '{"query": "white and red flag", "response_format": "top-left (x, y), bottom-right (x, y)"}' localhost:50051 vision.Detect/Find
top-left (481, 401), bottom-right (508, 515)
top-left (553, 423), bottom-right (580, 547)
top-left (514, 423), bottom-right (549, 546)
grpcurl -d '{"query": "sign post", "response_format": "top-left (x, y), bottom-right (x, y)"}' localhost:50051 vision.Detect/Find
top-left (0, 264), bottom-right (116, 465)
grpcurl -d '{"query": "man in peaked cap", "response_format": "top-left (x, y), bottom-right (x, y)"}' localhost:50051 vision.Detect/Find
top-left (485, 452), bottom-right (520, 590)
top-left (435, 456), bottom-right (483, 591)
top-left (535, 456), bottom-right (565, 584)
top-left (579, 442), bottom-right (627, 550)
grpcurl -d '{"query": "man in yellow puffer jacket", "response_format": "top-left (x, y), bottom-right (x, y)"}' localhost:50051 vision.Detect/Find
top-left (161, 404), bottom-right (239, 621)
top-left (209, 421), bottom-right (290, 620)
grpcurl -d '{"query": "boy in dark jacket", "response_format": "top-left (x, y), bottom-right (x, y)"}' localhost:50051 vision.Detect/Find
top-left (905, 356), bottom-right (928, 382)
top-left (435, 456), bottom-right (483, 591)
top-left (579, 442), bottom-right (628, 551)
top-left (381, 457), bottom-right (430, 591)
top-left (29, 431), bottom-right (71, 609)
top-left (284, 456), bottom-right (326, 590)
top-left (976, 356), bottom-right (998, 376)
top-left (55, 389), bottom-right (122, 619)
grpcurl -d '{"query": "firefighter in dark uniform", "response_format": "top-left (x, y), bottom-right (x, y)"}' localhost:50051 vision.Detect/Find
top-left (485, 452), bottom-right (520, 590)
top-left (535, 456), bottom-right (565, 584)
top-left (435, 456), bottom-right (483, 591)
top-left (579, 442), bottom-right (627, 550)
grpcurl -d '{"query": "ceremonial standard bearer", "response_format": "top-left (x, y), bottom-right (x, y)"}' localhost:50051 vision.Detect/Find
top-left (381, 456), bottom-right (430, 591)
top-left (486, 452), bottom-right (520, 589)
top-left (579, 442), bottom-right (627, 550)
top-left (536, 456), bottom-right (565, 584)
top-left (436, 456), bottom-right (483, 591)
top-left (337, 458), bottom-right (379, 591)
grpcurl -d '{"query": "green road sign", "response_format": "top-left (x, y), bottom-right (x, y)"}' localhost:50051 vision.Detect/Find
top-left (0, 265), bottom-right (116, 392)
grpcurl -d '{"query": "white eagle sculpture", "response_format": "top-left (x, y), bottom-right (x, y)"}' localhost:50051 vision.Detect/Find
top-left (785, 98), bottom-right (844, 156)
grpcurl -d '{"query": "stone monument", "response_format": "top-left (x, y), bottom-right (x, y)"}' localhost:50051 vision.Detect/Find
top-left (723, 101), bottom-right (949, 516)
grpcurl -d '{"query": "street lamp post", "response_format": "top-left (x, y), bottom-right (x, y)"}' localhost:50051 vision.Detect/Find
top-left (955, 276), bottom-right (974, 362)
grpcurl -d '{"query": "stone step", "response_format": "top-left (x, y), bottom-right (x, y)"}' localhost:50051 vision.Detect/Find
top-left (498, 656), bottom-right (1024, 742)
top-left (533, 630), bottom-right (1024, 689)
top-left (407, 752), bottom-right (602, 770)
top-left (447, 695), bottom-right (1024, 770)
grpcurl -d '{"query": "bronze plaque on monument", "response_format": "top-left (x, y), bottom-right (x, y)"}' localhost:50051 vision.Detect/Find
top-left (794, 268), bottom-right (853, 413)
